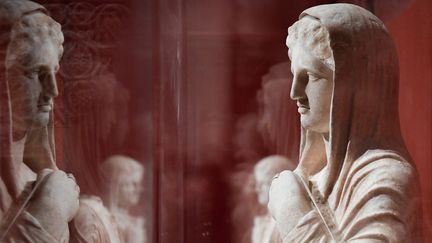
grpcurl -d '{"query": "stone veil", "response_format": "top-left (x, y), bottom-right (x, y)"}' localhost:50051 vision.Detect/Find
top-left (269, 4), bottom-right (424, 242)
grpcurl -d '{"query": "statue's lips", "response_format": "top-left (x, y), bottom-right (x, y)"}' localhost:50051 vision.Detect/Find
top-left (38, 104), bottom-right (52, 112)
top-left (297, 102), bottom-right (309, 114)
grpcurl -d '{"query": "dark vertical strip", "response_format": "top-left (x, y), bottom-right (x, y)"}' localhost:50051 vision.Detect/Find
top-left (367, 0), bottom-right (375, 13)
top-left (179, 0), bottom-right (187, 242)
top-left (152, 0), bottom-right (161, 241)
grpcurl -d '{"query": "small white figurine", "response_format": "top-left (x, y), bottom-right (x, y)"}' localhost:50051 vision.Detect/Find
top-left (101, 155), bottom-right (146, 243)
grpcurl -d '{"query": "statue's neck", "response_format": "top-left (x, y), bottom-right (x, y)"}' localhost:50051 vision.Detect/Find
top-left (11, 135), bottom-right (31, 193)
top-left (11, 135), bottom-right (26, 167)
top-left (112, 205), bottom-right (129, 216)
top-left (12, 125), bottom-right (27, 142)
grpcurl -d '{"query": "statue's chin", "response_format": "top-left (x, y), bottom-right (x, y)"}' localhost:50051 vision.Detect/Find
top-left (13, 114), bottom-right (50, 141)
top-left (13, 113), bottom-right (50, 136)
top-left (30, 112), bottom-right (50, 128)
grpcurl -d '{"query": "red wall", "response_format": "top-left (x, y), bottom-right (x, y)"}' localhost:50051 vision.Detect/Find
top-left (387, 0), bottom-right (432, 237)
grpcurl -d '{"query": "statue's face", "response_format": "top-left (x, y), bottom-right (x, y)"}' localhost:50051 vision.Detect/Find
top-left (8, 39), bottom-right (61, 135)
top-left (254, 169), bottom-right (272, 205)
top-left (117, 172), bottom-right (143, 208)
top-left (289, 43), bottom-right (333, 134)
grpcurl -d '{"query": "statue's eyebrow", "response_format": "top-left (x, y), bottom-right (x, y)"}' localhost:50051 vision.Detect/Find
top-left (312, 59), bottom-right (332, 78)
top-left (296, 48), bottom-right (332, 78)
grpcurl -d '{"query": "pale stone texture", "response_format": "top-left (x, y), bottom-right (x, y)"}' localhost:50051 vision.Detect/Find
top-left (268, 3), bottom-right (423, 242)
top-left (0, 0), bottom-right (79, 241)
top-left (101, 155), bottom-right (146, 243)
top-left (70, 196), bottom-right (123, 243)
top-left (252, 155), bottom-right (294, 243)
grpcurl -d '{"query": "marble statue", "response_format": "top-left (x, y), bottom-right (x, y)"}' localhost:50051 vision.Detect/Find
top-left (101, 155), bottom-right (146, 243)
top-left (268, 3), bottom-right (423, 242)
top-left (0, 0), bottom-right (79, 241)
top-left (252, 155), bottom-right (295, 243)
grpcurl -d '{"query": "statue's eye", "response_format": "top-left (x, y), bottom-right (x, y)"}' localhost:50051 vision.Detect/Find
top-left (38, 71), bottom-right (48, 84)
top-left (25, 68), bottom-right (39, 78)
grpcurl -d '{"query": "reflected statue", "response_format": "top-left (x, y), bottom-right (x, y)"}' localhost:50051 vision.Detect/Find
top-left (230, 113), bottom-right (266, 243)
top-left (257, 62), bottom-right (299, 160)
top-left (0, 0), bottom-right (79, 241)
top-left (252, 155), bottom-right (294, 243)
top-left (69, 195), bottom-right (123, 243)
top-left (64, 71), bottom-right (130, 196)
top-left (268, 4), bottom-right (423, 242)
top-left (101, 155), bottom-right (146, 243)
top-left (233, 113), bottom-right (267, 165)
top-left (228, 166), bottom-right (255, 243)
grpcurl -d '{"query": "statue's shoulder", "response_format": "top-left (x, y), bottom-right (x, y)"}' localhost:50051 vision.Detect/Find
top-left (353, 149), bottom-right (417, 188)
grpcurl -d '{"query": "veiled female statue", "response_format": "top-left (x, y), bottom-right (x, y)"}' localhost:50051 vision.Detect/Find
top-left (0, 0), bottom-right (79, 241)
top-left (268, 4), bottom-right (423, 242)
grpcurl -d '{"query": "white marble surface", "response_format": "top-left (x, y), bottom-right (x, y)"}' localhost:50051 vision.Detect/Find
top-left (0, 1), bottom-right (79, 241)
top-left (268, 3), bottom-right (423, 242)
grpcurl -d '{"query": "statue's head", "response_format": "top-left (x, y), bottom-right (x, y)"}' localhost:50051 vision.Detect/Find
top-left (101, 155), bottom-right (144, 210)
top-left (286, 4), bottom-right (407, 197)
top-left (286, 16), bottom-right (334, 135)
top-left (254, 155), bottom-right (294, 205)
top-left (6, 12), bottom-right (63, 139)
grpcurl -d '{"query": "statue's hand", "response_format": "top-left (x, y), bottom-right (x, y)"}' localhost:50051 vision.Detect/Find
top-left (27, 169), bottom-right (80, 239)
top-left (268, 170), bottom-right (312, 238)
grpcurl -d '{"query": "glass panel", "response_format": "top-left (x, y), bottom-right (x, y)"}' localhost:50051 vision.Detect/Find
top-left (0, 0), bottom-right (430, 242)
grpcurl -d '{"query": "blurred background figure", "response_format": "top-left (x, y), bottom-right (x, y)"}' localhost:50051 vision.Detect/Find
top-left (229, 113), bottom-right (267, 243)
top-left (70, 194), bottom-right (123, 243)
top-left (252, 155), bottom-right (295, 243)
top-left (257, 62), bottom-right (299, 161)
top-left (229, 62), bottom-right (299, 242)
top-left (101, 155), bottom-right (147, 243)
top-left (233, 113), bottom-right (268, 166)
top-left (63, 70), bottom-right (130, 196)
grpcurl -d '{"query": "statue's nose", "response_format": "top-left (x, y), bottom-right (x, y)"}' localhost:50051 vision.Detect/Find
top-left (42, 72), bottom-right (59, 98)
top-left (290, 74), bottom-right (306, 101)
